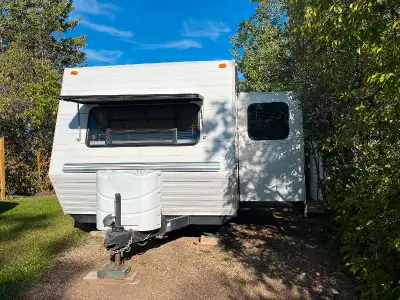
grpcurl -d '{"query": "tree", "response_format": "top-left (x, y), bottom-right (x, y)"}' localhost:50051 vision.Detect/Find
top-left (0, 0), bottom-right (87, 70)
top-left (231, 0), bottom-right (293, 92)
top-left (0, 44), bottom-right (60, 194)
top-left (233, 0), bottom-right (400, 297)
top-left (0, 0), bottom-right (85, 194)
top-left (288, 1), bottom-right (400, 297)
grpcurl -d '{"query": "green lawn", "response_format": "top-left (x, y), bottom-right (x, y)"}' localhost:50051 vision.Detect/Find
top-left (0, 196), bottom-right (85, 300)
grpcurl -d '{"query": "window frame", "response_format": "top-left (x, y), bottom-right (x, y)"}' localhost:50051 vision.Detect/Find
top-left (85, 102), bottom-right (201, 148)
top-left (247, 102), bottom-right (290, 141)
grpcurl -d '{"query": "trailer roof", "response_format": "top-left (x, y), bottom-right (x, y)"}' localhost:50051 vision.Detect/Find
top-left (59, 93), bottom-right (204, 104)
top-left (60, 60), bottom-right (235, 103)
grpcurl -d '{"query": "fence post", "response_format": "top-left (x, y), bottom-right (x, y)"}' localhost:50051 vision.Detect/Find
top-left (37, 151), bottom-right (41, 190)
top-left (0, 137), bottom-right (5, 200)
top-left (37, 152), bottom-right (41, 178)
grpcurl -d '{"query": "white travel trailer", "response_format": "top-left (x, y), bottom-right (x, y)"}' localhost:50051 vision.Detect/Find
top-left (49, 60), bottom-right (305, 240)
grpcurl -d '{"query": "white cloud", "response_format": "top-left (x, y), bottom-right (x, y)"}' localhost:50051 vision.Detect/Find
top-left (182, 20), bottom-right (231, 41)
top-left (81, 20), bottom-right (134, 38)
top-left (74, 0), bottom-right (119, 18)
top-left (141, 39), bottom-right (202, 50)
top-left (85, 49), bottom-right (123, 64)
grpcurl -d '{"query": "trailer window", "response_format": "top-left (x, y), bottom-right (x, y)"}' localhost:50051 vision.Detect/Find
top-left (247, 102), bottom-right (289, 140)
top-left (86, 103), bottom-right (200, 147)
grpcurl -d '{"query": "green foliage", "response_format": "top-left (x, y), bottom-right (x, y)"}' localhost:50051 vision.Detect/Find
top-left (231, 0), bottom-right (293, 92)
top-left (234, 0), bottom-right (400, 298)
top-left (0, 0), bottom-right (86, 195)
top-left (292, 1), bottom-right (400, 298)
top-left (0, 45), bottom-right (60, 194)
top-left (0, 197), bottom-right (84, 300)
top-left (0, 0), bottom-right (87, 70)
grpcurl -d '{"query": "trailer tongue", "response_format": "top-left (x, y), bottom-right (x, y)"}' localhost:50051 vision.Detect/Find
top-left (95, 169), bottom-right (224, 280)
top-left (96, 170), bottom-right (165, 279)
top-left (97, 193), bottom-right (132, 279)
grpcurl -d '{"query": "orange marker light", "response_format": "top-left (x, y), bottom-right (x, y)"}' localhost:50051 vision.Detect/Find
top-left (70, 70), bottom-right (79, 75)
top-left (219, 63), bottom-right (227, 68)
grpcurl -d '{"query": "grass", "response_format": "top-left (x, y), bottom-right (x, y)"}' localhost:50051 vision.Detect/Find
top-left (0, 196), bottom-right (85, 300)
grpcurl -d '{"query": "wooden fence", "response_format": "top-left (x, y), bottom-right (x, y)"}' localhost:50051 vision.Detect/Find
top-left (0, 139), bottom-right (44, 199)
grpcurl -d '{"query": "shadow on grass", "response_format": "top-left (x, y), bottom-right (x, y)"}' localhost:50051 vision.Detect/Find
top-left (0, 198), bottom-right (83, 300)
top-left (0, 213), bottom-right (59, 244)
top-left (1, 230), bottom-right (83, 300)
top-left (0, 202), bottom-right (18, 214)
top-left (218, 208), bottom-right (357, 299)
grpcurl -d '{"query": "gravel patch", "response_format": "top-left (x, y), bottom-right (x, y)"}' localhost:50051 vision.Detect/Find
top-left (21, 210), bottom-right (357, 300)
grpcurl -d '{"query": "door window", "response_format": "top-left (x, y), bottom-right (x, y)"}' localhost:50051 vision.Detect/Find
top-left (247, 102), bottom-right (289, 140)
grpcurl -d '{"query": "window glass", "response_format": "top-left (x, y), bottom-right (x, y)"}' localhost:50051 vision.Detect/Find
top-left (247, 102), bottom-right (289, 140)
top-left (86, 103), bottom-right (200, 147)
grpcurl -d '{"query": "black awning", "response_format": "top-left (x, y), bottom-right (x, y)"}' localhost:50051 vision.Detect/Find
top-left (59, 93), bottom-right (204, 104)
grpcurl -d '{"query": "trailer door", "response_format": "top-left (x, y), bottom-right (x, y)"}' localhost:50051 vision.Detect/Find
top-left (237, 92), bottom-right (305, 202)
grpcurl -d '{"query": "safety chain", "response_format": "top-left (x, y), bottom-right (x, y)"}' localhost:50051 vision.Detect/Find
top-left (108, 235), bottom-right (134, 258)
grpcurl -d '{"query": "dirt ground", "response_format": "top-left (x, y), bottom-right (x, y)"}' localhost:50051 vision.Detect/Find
top-left (21, 209), bottom-right (357, 300)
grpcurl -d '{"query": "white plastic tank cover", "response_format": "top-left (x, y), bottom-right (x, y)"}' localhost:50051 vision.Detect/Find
top-left (96, 170), bottom-right (162, 231)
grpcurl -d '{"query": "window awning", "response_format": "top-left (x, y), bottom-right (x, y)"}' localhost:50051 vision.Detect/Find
top-left (59, 93), bottom-right (204, 104)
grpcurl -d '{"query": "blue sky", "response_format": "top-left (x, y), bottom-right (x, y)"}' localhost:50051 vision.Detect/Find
top-left (71, 0), bottom-right (255, 66)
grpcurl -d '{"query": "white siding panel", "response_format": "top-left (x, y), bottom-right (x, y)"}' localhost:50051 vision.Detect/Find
top-left (50, 60), bottom-right (238, 217)
top-left (51, 172), bottom-right (235, 215)
top-left (61, 60), bottom-right (234, 97)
